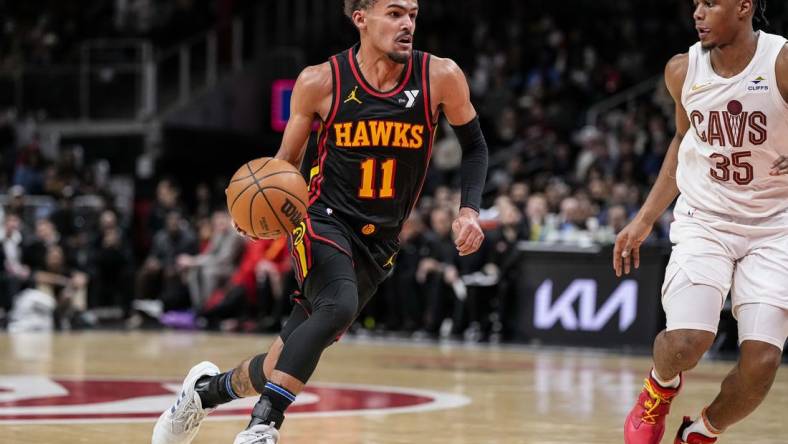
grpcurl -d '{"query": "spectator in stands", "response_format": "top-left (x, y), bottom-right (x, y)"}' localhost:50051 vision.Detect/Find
top-left (544, 178), bottom-right (570, 214)
top-left (50, 186), bottom-right (77, 246)
top-left (23, 218), bottom-right (62, 271)
top-left (193, 182), bottom-right (214, 220)
top-left (200, 236), bottom-right (291, 332)
top-left (177, 210), bottom-right (243, 308)
top-left (32, 244), bottom-right (90, 329)
top-left (134, 210), bottom-right (197, 313)
top-left (596, 204), bottom-right (630, 245)
top-left (0, 212), bottom-right (30, 315)
top-left (374, 210), bottom-right (430, 333)
top-left (90, 209), bottom-right (133, 312)
top-left (13, 144), bottom-right (45, 195)
top-left (418, 206), bottom-right (461, 338)
top-left (5, 186), bottom-right (28, 222)
top-left (147, 178), bottom-right (183, 236)
top-left (553, 196), bottom-right (596, 245)
top-left (525, 193), bottom-right (551, 242)
top-left (484, 198), bottom-right (530, 340)
top-left (509, 181), bottom-right (529, 210)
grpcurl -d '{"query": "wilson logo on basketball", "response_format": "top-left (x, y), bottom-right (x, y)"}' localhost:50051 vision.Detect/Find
top-left (257, 217), bottom-right (276, 237)
top-left (281, 199), bottom-right (304, 228)
top-left (0, 377), bottom-right (468, 424)
top-left (689, 100), bottom-right (767, 148)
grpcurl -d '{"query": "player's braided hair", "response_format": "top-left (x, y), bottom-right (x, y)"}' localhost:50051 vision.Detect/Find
top-left (753, 0), bottom-right (769, 30)
top-left (344, 0), bottom-right (379, 19)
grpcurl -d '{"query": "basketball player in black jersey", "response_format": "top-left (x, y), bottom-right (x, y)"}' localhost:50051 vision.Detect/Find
top-left (152, 1), bottom-right (489, 443)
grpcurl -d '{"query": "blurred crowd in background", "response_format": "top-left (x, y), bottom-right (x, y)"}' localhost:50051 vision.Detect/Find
top-left (0, 1), bottom-right (786, 339)
top-left (0, 0), bottom-right (250, 70)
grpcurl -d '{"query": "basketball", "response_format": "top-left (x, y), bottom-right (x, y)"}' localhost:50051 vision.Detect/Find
top-left (225, 157), bottom-right (309, 239)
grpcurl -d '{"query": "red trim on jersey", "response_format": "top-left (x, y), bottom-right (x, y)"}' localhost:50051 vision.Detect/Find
top-left (304, 231), bottom-right (313, 269)
top-left (348, 47), bottom-right (413, 98)
top-left (325, 56), bottom-right (341, 126)
top-left (305, 218), bottom-right (353, 260)
top-left (421, 52), bottom-right (435, 132)
top-left (310, 56), bottom-right (341, 206)
top-left (293, 295), bottom-right (312, 316)
top-left (289, 243), bottom-right (304, 285)
top-left (309, 127), bottom-right (330, 205)
top-left (408, 129), bottom-right (437, 216)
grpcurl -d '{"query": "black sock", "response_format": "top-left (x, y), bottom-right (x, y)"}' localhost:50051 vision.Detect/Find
top-left (247, 382), bottom-right (295, 429)
top-left (195, 370), bottom-right (240, 409)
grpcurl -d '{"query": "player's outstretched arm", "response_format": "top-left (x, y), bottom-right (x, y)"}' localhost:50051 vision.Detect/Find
top-left (769, 44), bottom-right (788, 174)
top-left (613, 53), bottom-right (689, 277)
top-left (274, 63), bottom-right (333, 170)
top-left (431, 56), bottom-right (488, 256)
top-left (230, 63), bottom-right (332, 241)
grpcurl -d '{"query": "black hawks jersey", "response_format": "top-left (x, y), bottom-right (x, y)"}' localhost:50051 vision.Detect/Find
top-left (307, 43), bottom-right (437, 241)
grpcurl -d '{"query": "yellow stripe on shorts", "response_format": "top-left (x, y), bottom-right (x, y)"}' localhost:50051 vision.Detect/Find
top-left (295, 241), bottom-right (309, 279)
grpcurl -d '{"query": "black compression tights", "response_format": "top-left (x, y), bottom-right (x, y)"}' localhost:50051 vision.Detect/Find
top-left (275, 252), bottom-right (358, 383)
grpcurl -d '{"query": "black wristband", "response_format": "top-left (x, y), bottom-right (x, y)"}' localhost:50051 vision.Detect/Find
top-left (451, 116), bottom-right (488, 212)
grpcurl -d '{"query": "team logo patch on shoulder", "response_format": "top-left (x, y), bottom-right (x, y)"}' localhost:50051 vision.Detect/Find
top-left (747, 75), bottom-right (769, 93)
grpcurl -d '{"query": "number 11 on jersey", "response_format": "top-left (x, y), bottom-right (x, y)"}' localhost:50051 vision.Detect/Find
top-left (359, 158), bottom-right (396, 199)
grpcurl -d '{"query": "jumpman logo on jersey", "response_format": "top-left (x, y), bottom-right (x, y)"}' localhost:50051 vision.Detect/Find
top-left (344, 86), bottom-right (363, 105)
top-left (383, 253), bottom-right (397, 269)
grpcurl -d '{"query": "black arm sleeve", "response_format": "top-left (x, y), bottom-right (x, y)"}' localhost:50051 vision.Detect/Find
top-left (451, 116), bottom-right (488, 212)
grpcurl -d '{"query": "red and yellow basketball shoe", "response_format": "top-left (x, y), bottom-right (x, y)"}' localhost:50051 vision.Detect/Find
top-left (674, 416), bottom-right (718, 444)
top-left (624, 372), bottom-right (682, 444)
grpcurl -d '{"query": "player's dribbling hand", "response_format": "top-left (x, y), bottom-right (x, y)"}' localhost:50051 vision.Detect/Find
top-left (613, 218), bottom-right (653, 277)
top-left (770, 155), bottom-right (788, 175)
top-left (452, 207), bottom-right (484, 256)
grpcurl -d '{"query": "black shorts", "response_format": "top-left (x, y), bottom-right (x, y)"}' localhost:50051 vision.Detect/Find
top-left (288, 206), bottom-right (398, 318)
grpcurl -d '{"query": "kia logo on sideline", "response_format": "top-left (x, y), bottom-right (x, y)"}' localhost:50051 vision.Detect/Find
top-left (533, 279), bottom-right (638, 332)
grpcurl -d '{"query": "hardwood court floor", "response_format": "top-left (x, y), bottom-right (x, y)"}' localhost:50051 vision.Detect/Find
top-left (0, 332), bottom-right (786, 443)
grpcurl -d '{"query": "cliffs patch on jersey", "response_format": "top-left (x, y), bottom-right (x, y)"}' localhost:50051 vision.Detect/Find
top-left (689, 100), bottom-right (767, 148)
top-left (333, 120), bottom-right (425, 149)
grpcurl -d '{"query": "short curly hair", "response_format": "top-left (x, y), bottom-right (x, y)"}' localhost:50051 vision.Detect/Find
top-left (343, 0), bottom-right (379, 19)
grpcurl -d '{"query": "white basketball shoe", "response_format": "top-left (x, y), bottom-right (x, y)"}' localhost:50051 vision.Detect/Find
top-left (152, 361), bottom-right (220, 444)
top-left (233, 423), bottom-right (280, 444)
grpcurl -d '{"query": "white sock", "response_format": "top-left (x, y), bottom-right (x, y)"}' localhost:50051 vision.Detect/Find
top-left (651, 369), bottom-right (680, 389)
top-left (683, 409), bottom-right (722, 440)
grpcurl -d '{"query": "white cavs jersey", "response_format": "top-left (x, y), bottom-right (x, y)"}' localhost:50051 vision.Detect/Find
top-left (678, 31), bottom-right (788, 218)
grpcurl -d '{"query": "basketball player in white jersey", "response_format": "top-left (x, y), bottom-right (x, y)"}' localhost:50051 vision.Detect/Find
top-left (614, 1), bottom-right (788, 443)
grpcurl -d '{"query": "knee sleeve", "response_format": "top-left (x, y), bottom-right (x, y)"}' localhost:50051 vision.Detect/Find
top-left (736, 303), bottom-right (788, 351)
top-left (663, 268), bottom-right (724, 334)
top-left (279, 293), bottom-right (310, 343)
top-left (309, 278), bottom-right (358, 342)
top-left (274, 278), bottom-right (358, 383)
